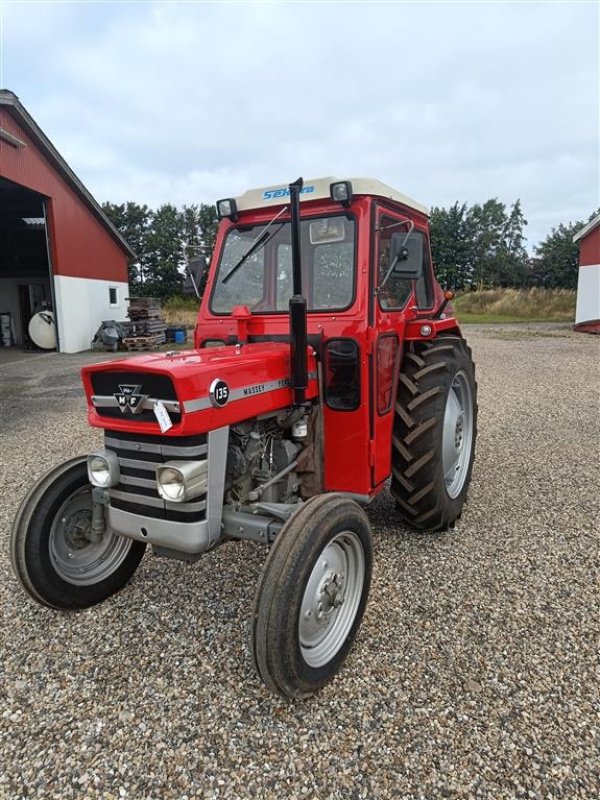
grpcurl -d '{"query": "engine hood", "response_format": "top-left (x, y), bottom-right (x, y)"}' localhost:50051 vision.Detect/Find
top-left (81, 342), bottom-right (318, 436)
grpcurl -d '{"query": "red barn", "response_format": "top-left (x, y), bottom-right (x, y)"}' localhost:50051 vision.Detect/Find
top-left (0, 89), bottom-right (133, 353)
top-left (574, 213), bottom-right (600, 334)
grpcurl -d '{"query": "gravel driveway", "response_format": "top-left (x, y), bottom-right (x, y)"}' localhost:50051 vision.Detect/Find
top-left (1, 325), bottom-right (598, 800)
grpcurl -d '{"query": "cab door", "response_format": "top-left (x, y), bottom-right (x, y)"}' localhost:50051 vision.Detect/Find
top-left (369, 205), bottom-right (434, 488)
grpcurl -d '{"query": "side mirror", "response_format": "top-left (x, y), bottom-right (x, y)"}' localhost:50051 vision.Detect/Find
top-left (389, 231), bottom-right (424, 280)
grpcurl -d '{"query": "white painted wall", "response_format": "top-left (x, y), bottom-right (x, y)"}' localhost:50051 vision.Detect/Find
top-left (53, 274), bottom-right (129, 353)
top-left (575, 264), bottom-right (600, 325)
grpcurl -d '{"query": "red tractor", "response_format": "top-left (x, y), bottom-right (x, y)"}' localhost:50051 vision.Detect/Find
top-left (11, 177), bottom-right (477, 699)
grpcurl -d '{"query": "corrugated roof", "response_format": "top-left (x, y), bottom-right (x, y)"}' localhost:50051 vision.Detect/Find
top-left (573, 212), bottom-right (600, 243)
top-left (0, 89), bottom-right (135, 258)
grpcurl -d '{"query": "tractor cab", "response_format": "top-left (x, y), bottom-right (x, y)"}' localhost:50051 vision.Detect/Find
top-left (195, 177), bottom-right (460, 497)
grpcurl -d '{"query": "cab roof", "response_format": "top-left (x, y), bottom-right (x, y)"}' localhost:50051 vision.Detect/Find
top-left (234, 176), bottom-right (429, 217)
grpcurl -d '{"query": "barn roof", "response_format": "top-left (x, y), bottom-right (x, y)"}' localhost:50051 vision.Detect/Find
top-left (573, 212), bottom-right (600, 243)
top-left (0, 89), bottom-right (135, 258)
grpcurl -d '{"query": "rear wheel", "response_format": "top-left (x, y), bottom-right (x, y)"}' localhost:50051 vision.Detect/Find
top-left (391, 336), bottom-right (477, 531)
top-left (251, 494), bottom-right (372, 699)
top-left (10, 457), bottom-right (146, 610)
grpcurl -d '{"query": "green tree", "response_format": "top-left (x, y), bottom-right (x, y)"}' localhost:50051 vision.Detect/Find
top-left (195, 203), bottom-right (219, 294)
top-left (468, 198), bottom-right (508, 287)
top-left (533, 215), bottom-right (596, 290)
top-left (144, 204), bottom-right (185, 299)
top-left (429, 202), bottom-right (472, 289)
top-left (496, 200), bottom-right (530, 287)
top-left (181, 204), bottom-right (202, 264)
top-left (103, 200), bottom-right (220, 299)
top-left (431, 198), bottom-right (530, 289)
top-left (102, 201), bottom-right (151, 292)
top-left (198, 203), bottom-right (218, 255)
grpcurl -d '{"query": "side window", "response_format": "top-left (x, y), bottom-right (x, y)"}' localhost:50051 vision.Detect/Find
top-left (377, 214), bottom-right (412, 310)
top-left (415, 238), bottom-right (433, 309)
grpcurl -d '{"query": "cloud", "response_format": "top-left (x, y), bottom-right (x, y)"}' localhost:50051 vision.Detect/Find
top-left (2, 0), bottom-right (598, 245)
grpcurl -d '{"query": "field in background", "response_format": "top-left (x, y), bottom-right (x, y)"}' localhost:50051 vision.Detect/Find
top-left (162, 288), bottom-right (577, 328)
top-left (163, 296), bottom-right (200, 329)
top-left (453, 288), bottom-right (576, 323)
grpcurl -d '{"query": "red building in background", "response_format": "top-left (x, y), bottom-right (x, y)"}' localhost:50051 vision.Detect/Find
top-left (573, 213), bottom-right (600, 334)
top-left (0, 90), bottom-right (133, 352)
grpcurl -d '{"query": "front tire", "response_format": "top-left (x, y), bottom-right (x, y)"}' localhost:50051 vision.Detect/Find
top-left (251, 494), bottom-right (373, 699)
top-left (10, 457), bottom-right (146, 610)
top-left (391, 336), bottom-right (478, 531)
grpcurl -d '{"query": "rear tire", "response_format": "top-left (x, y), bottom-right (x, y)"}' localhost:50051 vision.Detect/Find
top-left (251, 494), bottom-right (372, 699)
top-left (10, 457), bottom-right (146, 610)
top-left (391, 336), bottom-right (477, 531)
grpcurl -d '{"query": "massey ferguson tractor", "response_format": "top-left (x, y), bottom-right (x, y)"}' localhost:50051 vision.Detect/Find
top-left (11, 177), bottom-right (477, 699)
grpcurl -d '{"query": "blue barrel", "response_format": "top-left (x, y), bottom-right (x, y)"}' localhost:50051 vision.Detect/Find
top-left (174, 328), bottom-right (186, 344)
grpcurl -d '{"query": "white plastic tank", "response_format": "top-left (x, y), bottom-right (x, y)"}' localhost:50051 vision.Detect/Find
top-left (28, 311), bottom-right (57, 350)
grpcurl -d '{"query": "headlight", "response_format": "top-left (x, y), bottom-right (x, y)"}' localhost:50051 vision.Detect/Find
top-left (156, 460), bottom-right (208, 503)
top-left (87, 450), bottom-right (120, 487)
top-left (156, 466), bottom-right (185, 502)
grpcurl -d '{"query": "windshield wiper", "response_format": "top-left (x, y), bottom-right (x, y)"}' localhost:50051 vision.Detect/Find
top-left (221, 206), bottom-right (288, 285)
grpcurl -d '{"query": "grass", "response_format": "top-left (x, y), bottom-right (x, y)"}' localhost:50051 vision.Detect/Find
top-left (160, 288), bottom-right (577, 328)
top-left (163, 296), bottom-right (200, 328)
top-left (453, 288), bottom-right (576, 324)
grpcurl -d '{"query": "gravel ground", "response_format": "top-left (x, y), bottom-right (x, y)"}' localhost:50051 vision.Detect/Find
top-left (1, 325), bottom-right (598, 800)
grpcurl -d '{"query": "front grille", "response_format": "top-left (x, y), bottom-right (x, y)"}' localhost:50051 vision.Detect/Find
top-left (91, 371), bottom-right (181, 424)
top-left (105, 429), bottom-right (207, 522)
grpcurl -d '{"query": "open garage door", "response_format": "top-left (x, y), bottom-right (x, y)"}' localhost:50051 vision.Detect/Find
top-left (0, 176), bottom-right (57, 350)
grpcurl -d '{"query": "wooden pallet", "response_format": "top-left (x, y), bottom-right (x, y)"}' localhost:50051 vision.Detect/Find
top-left (128, 297), bottom-right (161, 309)
top-left (122, 334), bottom-right (165, 351)
top-left (123, 343), bottom-right (156, 351)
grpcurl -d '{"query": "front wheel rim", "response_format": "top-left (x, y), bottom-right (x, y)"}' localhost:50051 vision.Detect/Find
top-left (442, 369), bottom-right (474, 499)
top-left (49, 487), bottom-right (133, 586)
top-left (298, 531), bottom-right (365, 668)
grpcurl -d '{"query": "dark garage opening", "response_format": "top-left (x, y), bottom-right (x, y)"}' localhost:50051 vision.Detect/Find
top-left (0, 176), bottom-right (54, 348)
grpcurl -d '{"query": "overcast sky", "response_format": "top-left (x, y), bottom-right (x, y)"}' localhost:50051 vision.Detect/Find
top-left (1, 0), bottom-right (598, 247)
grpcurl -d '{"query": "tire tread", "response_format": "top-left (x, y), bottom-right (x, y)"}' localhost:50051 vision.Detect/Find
top-left (391, 336), bottom-right (478, 532)
top-left (251, 494), bottom-right (372, 699)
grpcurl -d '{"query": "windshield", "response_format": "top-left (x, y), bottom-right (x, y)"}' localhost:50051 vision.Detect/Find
top-left (210, 214), bottom-right (356, 314)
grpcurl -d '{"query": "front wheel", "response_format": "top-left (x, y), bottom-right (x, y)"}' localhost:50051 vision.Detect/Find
top-left (251, 494), bottom-right (372, 699)
top-left (10, 457), bottom-right (146, 610)
top-left (391, 336), bottom-right (478, 531)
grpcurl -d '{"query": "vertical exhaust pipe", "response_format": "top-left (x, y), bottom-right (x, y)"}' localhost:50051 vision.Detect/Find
top-left (289, 177), bottom-right (308, 407)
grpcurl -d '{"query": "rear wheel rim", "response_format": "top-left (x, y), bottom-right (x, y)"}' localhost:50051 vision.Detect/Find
top-left (442, 369), bottom-right (474, 499)
top-left (49, 487), bottom-right (132, 586)
top-left (298, 531), bottom-right (365, 668)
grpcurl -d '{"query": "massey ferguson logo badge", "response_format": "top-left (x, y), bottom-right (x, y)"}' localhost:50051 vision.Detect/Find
top-left (114, 384), bottom-right (148, 414)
